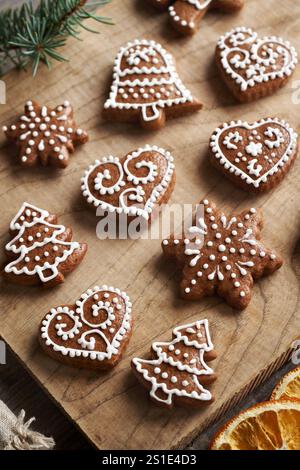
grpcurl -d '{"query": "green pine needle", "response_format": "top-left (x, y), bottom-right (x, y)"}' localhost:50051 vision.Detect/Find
top-left (0, 0), bottom-right (113, 76)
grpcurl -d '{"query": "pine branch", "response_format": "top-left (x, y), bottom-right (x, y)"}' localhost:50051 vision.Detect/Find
top-left (0, 0), bottom-right (113, 76)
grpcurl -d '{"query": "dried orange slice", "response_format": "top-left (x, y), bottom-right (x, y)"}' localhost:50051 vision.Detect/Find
top-left (210, 400), bottom-right (300, 450)
top-left (271, 367), bottom-right (300, 401)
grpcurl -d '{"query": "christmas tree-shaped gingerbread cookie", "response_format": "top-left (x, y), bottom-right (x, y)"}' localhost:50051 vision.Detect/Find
top-left (103, 39), bottom-right (202, 130)
top-left (3, 203), bottom-right (87, 287)
top-left (132, 319), bottom-right (217, 408)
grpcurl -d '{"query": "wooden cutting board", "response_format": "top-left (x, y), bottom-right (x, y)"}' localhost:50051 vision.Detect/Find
top-left (0, 0), bottom-right (299, 450)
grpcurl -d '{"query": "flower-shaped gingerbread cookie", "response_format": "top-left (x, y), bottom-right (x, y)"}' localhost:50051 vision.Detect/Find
top-left (162, 200), bottom-right (283, 309)
top-left (216, 27), bottom-right (298, 102)
top-left (210, 118), bottom-right (298, 192)
top-left (3, 100), bottom-right (88, 168)
top-left (39, 285), bottom-right (133, 369)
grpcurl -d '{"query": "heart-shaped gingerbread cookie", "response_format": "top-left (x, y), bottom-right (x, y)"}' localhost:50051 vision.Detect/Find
top-left (81, 145), bottom-right (175, 221)
top-left (216, 27), bottom-right (298, 102)
top-left (210, 118), bottom-right (298, 192)
top-left (39, 285), bottom-right (133, 369)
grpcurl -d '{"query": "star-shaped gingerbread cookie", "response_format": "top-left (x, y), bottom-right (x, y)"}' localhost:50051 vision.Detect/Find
top-left (148, 0), bottom-right (244, 36)
top-left (162, 200), bottom-right (283, 310)
top-left (3, 100), bottom-right (88, 168)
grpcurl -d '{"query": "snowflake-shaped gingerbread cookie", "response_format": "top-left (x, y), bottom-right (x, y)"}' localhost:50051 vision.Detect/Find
top-left (162, 199), bottom-right (283, 309)
top-left (3, 100), bottom-right (88, 168)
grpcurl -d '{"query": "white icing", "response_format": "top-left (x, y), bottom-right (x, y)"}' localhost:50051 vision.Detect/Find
top-left (264, 127), bottom-right (284, 149)
top-left (4, 202), bottom-right (81, 283)
top-left (218, 27), bottom-right (298, 92)
top-left (169, 0), bottom-right (212, 30)
top-left (184, 217), bottom-right (207, 266)
top-left (124, 157), bottom-right (158, 185)
top-left (94, 162), bottom-right (125, 195)
top-left (104, 39), bottom-right (194, 123)
top-left (169, 200), bottom-right (278, 298)
top-left (247, 159), bottom-right (263, 177)
top-left (245, 141), bottom-right (263, 157)
top-left (40, 285), bottom-right (132, 361)
top-left (210, 118), bottom-right (298, 188)
top-left (132, 319), bottom-right (214, 405)
top-left (184, 0), bottom-right (212, 9)
top-left (223, 131), bottom-right (243, 150)
top-left (4, 101), bottom-right (74, 164)
top-left (81, 145), bottom-right (174, 220)
top-left (55, 308), bottom-right (82, 341)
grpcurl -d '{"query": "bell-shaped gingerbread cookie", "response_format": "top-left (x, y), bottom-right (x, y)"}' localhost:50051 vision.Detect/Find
top-left (103, 39), bottom-right (201, 130)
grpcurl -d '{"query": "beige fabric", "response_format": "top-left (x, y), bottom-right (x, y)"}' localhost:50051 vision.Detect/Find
top-left (0, 400), bottom-right (55, 450)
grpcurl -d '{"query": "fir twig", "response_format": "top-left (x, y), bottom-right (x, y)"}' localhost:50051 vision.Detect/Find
top-left (0, 0), bottom-right (113, 76)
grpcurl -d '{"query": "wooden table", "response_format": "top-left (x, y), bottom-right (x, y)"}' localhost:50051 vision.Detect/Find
top-left (0, 0), bottom-right (299, 450)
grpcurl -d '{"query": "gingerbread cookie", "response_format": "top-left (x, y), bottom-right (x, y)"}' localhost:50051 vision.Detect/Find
top-left (147, 0), bottom-right (172, 9)
top-left (147, 1), bottom-right (244, 36)
top-left (210, 118), bottom-right (298, 192)
top-left (169, 0), bottom-right (244, 35)
top-left (3, 203), bottom-right (87, 287)
top-left (2, 100), bottom-right (88, 168)
top-left (216, 27), bottom-right (298, 102)
top-left (81, 145), bottom-right (175, 221)
top-left (132, 319), bottom-right (216, 408)
top-left (39, 285), bottom-right (133, 370)
top-left (103, 39), bottom-right (202, 130)
top-left (162, 200), bottom-right (283, 310)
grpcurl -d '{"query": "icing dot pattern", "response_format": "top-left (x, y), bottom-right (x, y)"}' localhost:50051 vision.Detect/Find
top-left (40, 285), bottom-right (132, 367)
top-left (151, 0), bottom-right (242, 35)
top-left (4, 202), bottom-right (86, 285)
top-left (3, 100), bottom-right (88, 168)
top-left (217, 26), bottom-right (298, 94)
top-left (104, 39), bottom-right (198, 128)
top-left (210, 118), bottom-right (298, 190)
top-left (162, 199), bottom-right (282, 309)
top-left (132, 319), bottom-right (216, 407)
top-left (81, 145), bottom-right (175, 221)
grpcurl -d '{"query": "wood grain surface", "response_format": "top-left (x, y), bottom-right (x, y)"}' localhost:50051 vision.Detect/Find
top-left (0, 0), bottom-right (300, 450)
